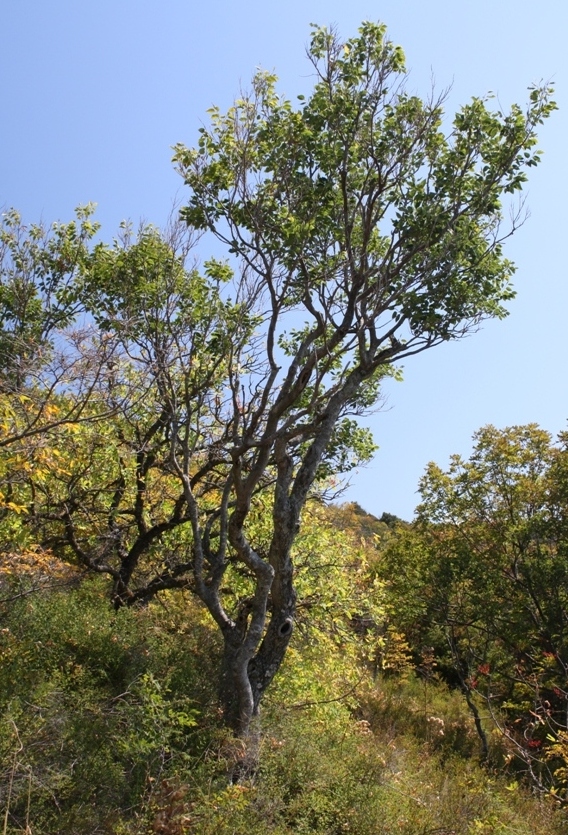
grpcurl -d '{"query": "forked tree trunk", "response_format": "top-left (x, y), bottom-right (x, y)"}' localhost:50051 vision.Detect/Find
top-left (218, 611), bottom-right (296, 779)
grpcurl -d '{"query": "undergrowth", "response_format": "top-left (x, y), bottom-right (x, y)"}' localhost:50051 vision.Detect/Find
top-left (0, 582), bottom-right (566, 834)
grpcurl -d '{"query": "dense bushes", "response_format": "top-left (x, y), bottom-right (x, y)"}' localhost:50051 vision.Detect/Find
top-left (0, 581), bottom-right (214, 833)
top-left (1, 575), bottom-right (567, 834)
top-left (380, 426), bottom-right (568, 795)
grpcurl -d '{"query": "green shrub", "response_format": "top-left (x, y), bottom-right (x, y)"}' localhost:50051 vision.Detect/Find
top-left (0, 582), bottom-right (211, 833)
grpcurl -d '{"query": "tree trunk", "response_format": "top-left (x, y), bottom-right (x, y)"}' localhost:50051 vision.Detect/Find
top-left (218, 609), bottom-right (296, 780)
top-left (218, 633), bottom-right (260, 782)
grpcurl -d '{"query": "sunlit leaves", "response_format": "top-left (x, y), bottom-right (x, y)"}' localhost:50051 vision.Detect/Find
top-left (175, 21), bottom-right (554, 354)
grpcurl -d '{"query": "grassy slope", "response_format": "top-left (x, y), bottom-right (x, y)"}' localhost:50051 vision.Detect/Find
top-left (0, 579), bottom-right (565, 834)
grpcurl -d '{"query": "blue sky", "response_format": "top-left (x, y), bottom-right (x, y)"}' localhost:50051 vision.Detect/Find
top-left (2, 0), bottom-right (566, 519)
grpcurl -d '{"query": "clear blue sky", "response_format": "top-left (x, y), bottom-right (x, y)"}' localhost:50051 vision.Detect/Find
top-left (2, 0), bottom-right (566, 519)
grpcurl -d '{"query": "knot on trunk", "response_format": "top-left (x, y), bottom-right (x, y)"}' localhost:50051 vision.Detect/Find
top-left (278, 617), bottom-right (294, 638)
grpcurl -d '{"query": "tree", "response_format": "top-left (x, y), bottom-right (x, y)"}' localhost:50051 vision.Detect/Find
top-left (30, 223), bottom-right (253, 609)
top-left (0, 205), bottom-right (124, 549)
top-left (0, 205), bottom-right (99, 389)
top-left (0, 205), bottom-right (120, 461)
top-left (4, 21), bottom-right (555, 763)
top-left (169, 22), bottom-right (554, 744)
top-left (384, 425), bottom-right (568, 794)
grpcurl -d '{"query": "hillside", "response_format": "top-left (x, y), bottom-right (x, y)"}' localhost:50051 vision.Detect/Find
top-left (1, 499), bottom-right (567, 834)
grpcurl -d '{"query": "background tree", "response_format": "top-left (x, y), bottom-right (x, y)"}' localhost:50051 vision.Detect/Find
top-left (0, 207), bottom-right (121, 582)
top-left (0, 205), bottom-right (100, 389)
top-left (0, 205), bottom-right (120, 464)
top-left (383, 424), bottom-right (568, 795)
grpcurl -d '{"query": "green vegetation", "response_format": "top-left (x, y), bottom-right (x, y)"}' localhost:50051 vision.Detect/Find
top-left (382, 425), bottom-right (568, 796)
top-left (0, 17), bottom-right (563, 834)
top-left (1, 503), bottom-right (567, 832)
